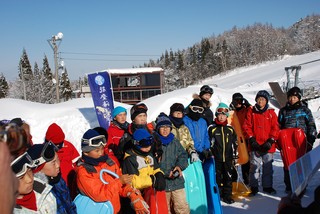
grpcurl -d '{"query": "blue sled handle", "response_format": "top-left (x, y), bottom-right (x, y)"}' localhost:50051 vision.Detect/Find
top-left (100, 169), bottom-right (120, 184)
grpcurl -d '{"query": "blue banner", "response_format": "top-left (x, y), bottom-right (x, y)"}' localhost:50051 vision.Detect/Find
top-left (88, 71), bottom-right (114, 130)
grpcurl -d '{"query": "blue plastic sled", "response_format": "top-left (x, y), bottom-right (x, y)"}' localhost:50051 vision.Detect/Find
top-left (183, 159), bottom-right (208, 214)
top-left (73, 169), bottom-right (119, 214)
top-left (203, 158), bottom-right (223, 214)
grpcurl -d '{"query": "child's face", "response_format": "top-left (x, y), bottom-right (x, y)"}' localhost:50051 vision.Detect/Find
top-left (133, 113), bottom-right (147, 125)
top-left (217, 113), bottom-right (227, 122)
top-left (115, 112), bottom-right (127, 124)
top-left (201, 93), bottom-right (212, 101)
top-left (256, 97), bottom-right (267, 109)
top-left (288, 95), bottom-right (299, 105)
top-left (172, 111), bottom-right (183, 118)
top-left (159, 126), bottom-right (171, 137)
top-left (41, 153), bottom-right (60, 177)
top-left (84, 146), bottom-right (104, 159)
top-left (18, 169), bottom-right (34, 197)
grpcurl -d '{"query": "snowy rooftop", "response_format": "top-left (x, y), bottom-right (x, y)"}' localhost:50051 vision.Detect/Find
top-left (97, 67), bottom-right (164, 74)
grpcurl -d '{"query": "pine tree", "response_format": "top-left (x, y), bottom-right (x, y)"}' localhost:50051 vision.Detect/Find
top-left (0, 73), bottom-right (9, 98)
top-left (41, 55), bottom-right (55, 104)
top-left (33, 62), bottom-right (42, 102)
top-left (18, 49), bottom-right (34, 100)
top-left (60, 68), bottom-right (72, 101)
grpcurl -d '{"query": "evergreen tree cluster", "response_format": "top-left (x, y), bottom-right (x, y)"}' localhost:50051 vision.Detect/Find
top-left (7, 49), bottom-right (72, 103)
top-left (146, 14), bottom-right (320, 92)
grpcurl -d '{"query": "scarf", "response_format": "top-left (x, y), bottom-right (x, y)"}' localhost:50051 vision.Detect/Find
top-left (187, 111), bottom-right (201, 121)
top-left (254, 103), bottom-right (269, 113)
top-left (159, 133), bottom-right (174, 146)
top-left (16, 191), bottom-right (37, 211)
top-left (286, 101), bottom-right (302, 110)
top-left (113, 120), bottom-right (129, 131)
top-left (214, 118), bottom-right (228, 126)
top-left (201, 98), bottom-right (210, 108)
top-left (47, 172), bottom-right (62, 185)
top-left (169, 115), bottom-right (184, 128)
top-left (82, 154), bottom-right (110, 166)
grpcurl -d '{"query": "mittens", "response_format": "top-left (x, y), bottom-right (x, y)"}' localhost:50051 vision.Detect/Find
top-left (260, 138), bottom-right (275, 153)
top-left (249, 137), bottom-right (260, 151)
top-left (128, 188), bottom-right (150, 214)
top-left (151, 172), bottom-right (166, 191)
top-left (190, 151), bottom-right (200, 162)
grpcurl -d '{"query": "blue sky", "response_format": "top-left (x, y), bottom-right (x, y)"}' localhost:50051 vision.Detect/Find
top-left (1, 1), bottom-right (319, 81)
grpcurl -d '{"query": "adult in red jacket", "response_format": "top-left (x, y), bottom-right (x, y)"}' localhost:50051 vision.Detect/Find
top-left (243, 90), bottom-right (279, 196)
top-left (45, 123), bottom-right (80, 187)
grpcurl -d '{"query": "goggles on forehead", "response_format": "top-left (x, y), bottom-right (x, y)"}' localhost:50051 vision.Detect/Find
top-left (133, 136), bottom-right (153, 148)
top-left (11, 152), bottom-right (34, 177)
top-left (190, 105), bottom-right (204, 114)
top-left (81, 135), bottom-right (107, 148)
top-left (216, 108), bottom-right (229, 115)
top-left (33, 141), bottom-right (59, 167)
top-left (201, 86), bottom-right (213, 94)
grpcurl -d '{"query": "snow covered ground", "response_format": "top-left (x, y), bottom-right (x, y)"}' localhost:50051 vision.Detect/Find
top-left (1, 51), bottom-right (320, 213)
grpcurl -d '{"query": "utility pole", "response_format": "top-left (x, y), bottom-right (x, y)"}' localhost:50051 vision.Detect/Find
top-left (47, 32), bottom-right (63, 103)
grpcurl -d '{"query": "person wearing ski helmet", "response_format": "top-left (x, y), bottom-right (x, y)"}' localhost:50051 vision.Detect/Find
top-left (243, 90), bottom-right (279, 196)
top-left (278, 86), bottom-right (317, 193)
top-left (193, 85), bottom-right (214, 126)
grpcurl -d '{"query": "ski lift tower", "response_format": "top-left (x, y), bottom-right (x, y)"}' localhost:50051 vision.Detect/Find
top-left (284, 65), bottom-right (301, 92)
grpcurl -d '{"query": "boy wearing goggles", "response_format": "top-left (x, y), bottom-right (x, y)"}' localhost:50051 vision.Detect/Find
top-left (12, 148), bottom-right (57, 213)
top-left (122, 129), bottom-right (167, 213)
top-left (195, 85), bottom-right (214, 126)
top-left (208, 103), bottom-right (238, 204)
top-left (77, 129), bottom-right (149, 214)
top-left (28, 141), bottom-right (77, 214)
top-left (156, 113), bottom-right (189, 213)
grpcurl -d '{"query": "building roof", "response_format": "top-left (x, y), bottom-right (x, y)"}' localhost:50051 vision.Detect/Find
top-left (100, 67), bottom-right (163, 74)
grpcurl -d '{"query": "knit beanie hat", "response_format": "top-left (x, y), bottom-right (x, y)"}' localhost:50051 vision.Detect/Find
top-left (255, 90), bottom-right (270, 103)
top-left (112, 106), bottom-right (127, 119)
top-left (132, 129), bottom-right (153, 149)
top-left (169, 103), bottom-right (185, 116)
top-left (215, 102), bottom-right (230, 117)
top-left (130, 103), bottom-right (148, 121)
top-left (27, 142), bottom-right (57, 173)
top-left (81, 129), bottom-right (103, 153)
top-left (45, 123), bottom-right (65, 145)
top-left (155, 112), bottom-right (172, 131)
top-left (287, 86), bottom-right (302, 100)
top-left (189, 99), bottom-right (204, 107)
top-left (200, 85), bottom-right (214, 97)
top-left (232, 93), bottom-right (243, 101)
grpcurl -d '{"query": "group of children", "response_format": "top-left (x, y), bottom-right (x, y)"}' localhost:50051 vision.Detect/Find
top-left (2, 84), bottom-right (319, 213)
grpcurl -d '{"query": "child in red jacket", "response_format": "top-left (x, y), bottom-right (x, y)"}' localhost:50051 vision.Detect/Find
top-left (243, 90), bottom-right (279, 196)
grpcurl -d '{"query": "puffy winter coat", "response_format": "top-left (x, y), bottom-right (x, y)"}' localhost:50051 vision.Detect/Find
top-left (159, 137), bottom-right (188, 192)
top-left (56, 140), bottom-right (80, 186)
top-left (183, 116), bottom-right (210, 153)
top-left (278, 101), bottom-right (317, 138)
top-left (14, 177), bottom-right (57, 214)
top-left (208, 123), bottom-right (237, 162)
top-left (76, 157), bottom-right (134, 213)
top-left (106, 121), bottom-right (128, 155)
top-left (171, 123), bottom-right (195, 154)
top-left (243, 106), bottom-right (279, 152)
top-left (122, 149), bottom-right (163, 190)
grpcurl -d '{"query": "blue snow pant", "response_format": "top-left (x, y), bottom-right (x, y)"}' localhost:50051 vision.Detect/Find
top-left (249, 151), bottom-right (274, 188)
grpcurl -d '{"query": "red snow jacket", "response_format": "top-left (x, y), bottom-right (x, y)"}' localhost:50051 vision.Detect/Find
top-left (243, 106), bottom-right (279, 153)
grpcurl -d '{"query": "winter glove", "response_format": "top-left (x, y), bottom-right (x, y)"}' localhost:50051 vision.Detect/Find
top-left (307, 134), bottom-right (316, 144)
top-left (260, 138), bottom-right (275, 153)
top-left (190, 151), bottom-right (200, 162)
top-left (201, 149), bottom-right (213, 160)
top-left (317, 131), bottom-right (320, 139)
top-left (243, 98), bottom-right (251, 108)
top-left (151, 172), bottom-right (166, 191)
top-left (128, 188), bottom-right (150, 214)
top-left (249, 137), bottom-right (260, 151)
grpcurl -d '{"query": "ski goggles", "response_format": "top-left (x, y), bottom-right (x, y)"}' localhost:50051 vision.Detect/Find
top-left (32, 141), bottom-right (59, 167)
top-left (216, 108), bottom-right (229, 115)
top-left (133, 136), bottom-right (153, 148)
top-left (11, 152), bottom-right (34, 177)
top-left (190, 105), bottom-right (204, 114)
top-left (201, 86), bottom-right (213, 94)
top-left (81, 135), bottom-right (107, 148)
